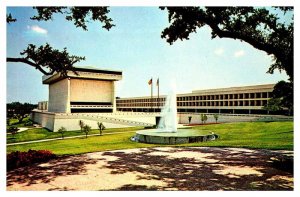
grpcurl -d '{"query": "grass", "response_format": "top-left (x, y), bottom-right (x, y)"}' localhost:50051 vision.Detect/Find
top-left (6, 121), bottom-right (293, 156)
top-left (7, 117), bottom-right (32, 128)
top-left (7, 126), bottom-right (145, 144)
top-left (7, 131), bottom-right (157, 155)
top-left (182, 121), bottom-right (293, 150)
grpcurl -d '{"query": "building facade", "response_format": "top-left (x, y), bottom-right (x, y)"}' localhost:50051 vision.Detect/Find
top-left (42, 67), bottom-right (122, 113)
top-left (116, 84), bottom-right (286, 115)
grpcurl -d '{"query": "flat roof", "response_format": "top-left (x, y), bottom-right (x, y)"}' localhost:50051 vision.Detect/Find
top-left (117, 83), bottom-right (275, 100)
top-left (73, 66), bottom-right (122, 75)
top-left (42, 66), bottom-right (122, 84)
top-left (191, 84), bottom-right (275, 94)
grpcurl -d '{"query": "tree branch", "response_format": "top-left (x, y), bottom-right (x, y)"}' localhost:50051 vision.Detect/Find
top-left (206, 20), bottom-right (280, 58)
top-left (7, 57), bottom-right (53, 75)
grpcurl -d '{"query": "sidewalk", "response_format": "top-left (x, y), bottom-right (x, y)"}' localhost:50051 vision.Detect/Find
top-left (7, 131), bottom-right (133, 146)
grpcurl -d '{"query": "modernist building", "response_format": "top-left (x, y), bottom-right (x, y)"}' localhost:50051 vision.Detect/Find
top-left (42, 67), bottom-right (122, 113)
top-left (32, 67), bottom-right (127, 131)
top-left (33, 68), bottom-right (287, 131)
top-left (116, 84), bottom-right (286, 115)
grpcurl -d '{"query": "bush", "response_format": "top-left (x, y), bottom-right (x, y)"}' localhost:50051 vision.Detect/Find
top-left (7, 149), bottom-right (57, 171)
top-left (24, 120), bottom-right (33, 126)
top-left (7, 126), bottom-right (19, 138)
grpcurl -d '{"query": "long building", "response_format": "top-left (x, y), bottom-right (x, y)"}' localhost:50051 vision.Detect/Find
top-left (33, 69), bottom-right (289, 132)
top-left (116, 84), bottom-right (287, 115)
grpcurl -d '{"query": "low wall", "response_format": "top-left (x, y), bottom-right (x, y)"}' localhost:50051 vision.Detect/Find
top-left (31, 111), bottom-right (55, 131)
top-left (53, 116), bottom-right (135, 132)
top-left (178, 113), bottom-right (291, 124)
top-left (32, 111), bottom-right (156, 132)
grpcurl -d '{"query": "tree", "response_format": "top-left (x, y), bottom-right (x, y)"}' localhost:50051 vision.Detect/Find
top-left (204, 114), bottom-right (208, 124)
top-left (8, 126), bottom-right (19, 139)
top-left (161, 7), bottom-right (293, 110)
top-left (188, 116), bottom-right (192, 124)
top-left (270, 81), bottom-right (293, 115)
top-left (97, 122), bottom-right (105, 136)
top-left (264, 98), bottom-right (282, 110)
top-left (200, 114), bottom-right (207, 124)
top-left (57, 126), bottom-right (67, 139)
top-left (79, 120), bottom-right (85, 132)
top-left (7, 102), bottom-right (36, 123)
top-left (213, 114), bottom-right (219, 123)
top-left (7, 7), bottom-right (114, 76)
top-left (83, 124), bottom-right (91, 138)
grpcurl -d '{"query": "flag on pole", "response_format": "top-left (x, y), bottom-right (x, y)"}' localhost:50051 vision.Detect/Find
top-left (148, 78), bottom-right (152, 85)
top-left (156, 78), bottom-right (159, 86)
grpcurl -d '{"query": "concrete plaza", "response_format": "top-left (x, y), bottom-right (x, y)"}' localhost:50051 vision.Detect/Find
top-left (7, 147), bottom-right (293, 191)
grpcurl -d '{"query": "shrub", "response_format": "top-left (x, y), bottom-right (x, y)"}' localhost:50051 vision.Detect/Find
top-left (24, 119), bottom-right (33, 126)
top-left (79, 120), bottom-right (85, 132)
top-left (7, 126), bottom-right (19, 138)
top-left (7, 149), bottom-right (57, 171)
top-left (97, 122), bottom-right (105, 135)
top-left (57, 126), bottom-right (67, 139)
top-left (213, 114), bottom-right (219, 123)
top-left (83, 124), bottom-right (91, 138)
top-left (188, 116), bottom-right (192, 124)
top-left (200, 114), bottom-right (208, 124)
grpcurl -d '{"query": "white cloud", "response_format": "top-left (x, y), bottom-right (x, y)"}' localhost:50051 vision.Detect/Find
top-left (234, 50), bottom-right (245, 58)
top-left (28, 25), bottom-right (48, 34)
top-left (214, 47), bottom-right (224, 56)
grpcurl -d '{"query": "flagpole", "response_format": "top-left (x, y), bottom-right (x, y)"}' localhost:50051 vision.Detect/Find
top-left (151, 78), bottom-right (153, 112)
top-left (157, 78), bottom-right (159, 111)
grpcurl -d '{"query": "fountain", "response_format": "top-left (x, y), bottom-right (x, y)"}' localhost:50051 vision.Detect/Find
top-left (157, 85), bottom-right (178, 132)
top-left (133, 82), bottom-right (218, 144)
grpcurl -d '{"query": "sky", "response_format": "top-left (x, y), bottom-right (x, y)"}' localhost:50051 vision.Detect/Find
top-left (6, 6), bottom-right (291, 104)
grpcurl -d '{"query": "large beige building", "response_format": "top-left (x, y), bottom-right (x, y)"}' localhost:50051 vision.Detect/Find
top-left (42, 67), bottom-right (122, 113)
top-left (116, 84), bottom-right (287, 115)
top-left (32, 67), bottom-right (288, 131)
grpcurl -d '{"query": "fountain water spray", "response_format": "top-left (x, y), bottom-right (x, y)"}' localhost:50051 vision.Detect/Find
top-left (157, 82), bottom-right (177, 132)
top-left (133, 81), bottom-right (218, 144)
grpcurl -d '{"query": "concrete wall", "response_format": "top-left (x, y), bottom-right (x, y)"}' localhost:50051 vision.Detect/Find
top-left (70, 79), bottom-right (113, 103)
top-left (178, 113), bottom-right (258, 124)
top-left (48, 79), bottom-right (69, 113)
top-left (32, 111), bottom-right (156, 132)
top-left (31, 111), bottom-right (55, 131)
top-left (53, 118), bottom-right (134, 132)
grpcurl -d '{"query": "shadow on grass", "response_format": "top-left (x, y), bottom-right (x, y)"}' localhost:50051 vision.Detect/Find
top-left (103, 147), bottom-right (293, 191)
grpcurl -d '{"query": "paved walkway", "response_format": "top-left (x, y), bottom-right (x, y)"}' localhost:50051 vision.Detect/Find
top-left (7, 131), bottom-right (133, 146)
top-left (8, 125), bottom-right (191, 146)
top-left (7, 147), bottom-right (293, 191)
top-left (7, 127), bottom-right (29, 135)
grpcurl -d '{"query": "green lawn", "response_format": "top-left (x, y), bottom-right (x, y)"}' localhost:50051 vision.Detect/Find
top-left (7, 126), bottom-right (144, 144)
top-left (7, 121), bottom-right (293, 155)
top-left (181, 121), bottom-right (293, 150)
top-left (7, 117), bottom-right (32, 128)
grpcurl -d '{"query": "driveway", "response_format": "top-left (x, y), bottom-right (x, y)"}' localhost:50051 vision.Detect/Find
top-left (7, 147), bottom-right (293, 191)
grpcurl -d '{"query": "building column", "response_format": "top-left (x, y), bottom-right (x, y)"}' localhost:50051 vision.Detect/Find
top-left (66, 78), bottom-right (71, 113)
top-left (112, 81), bottom-right (117, 113)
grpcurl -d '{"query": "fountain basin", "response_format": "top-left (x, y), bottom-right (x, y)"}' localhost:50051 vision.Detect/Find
top-left (135, 129), bottom-right (217, 144)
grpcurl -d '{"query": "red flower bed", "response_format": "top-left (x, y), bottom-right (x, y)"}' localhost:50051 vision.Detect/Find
top-left (7, 149), bottom-right (57, 171)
